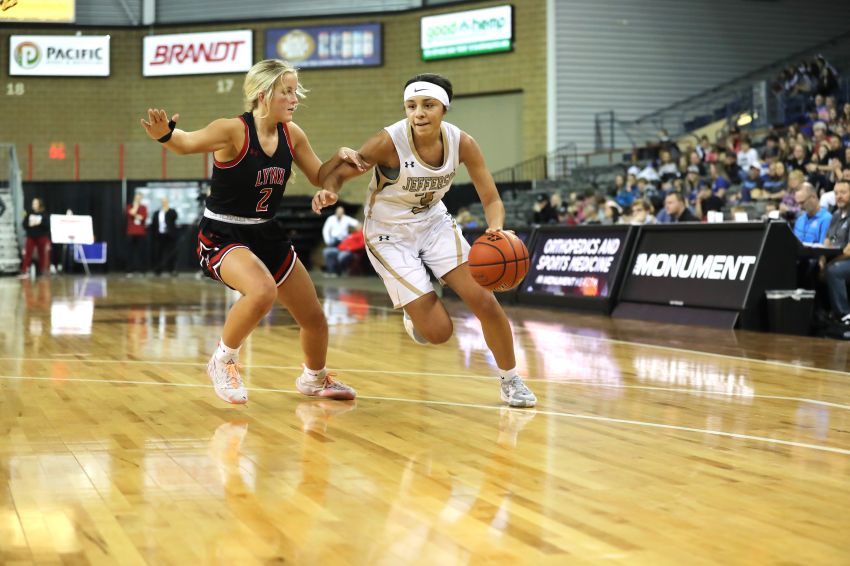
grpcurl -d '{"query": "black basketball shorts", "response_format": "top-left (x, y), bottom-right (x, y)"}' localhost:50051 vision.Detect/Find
top-left (197, 217), bottom-right (297, 289)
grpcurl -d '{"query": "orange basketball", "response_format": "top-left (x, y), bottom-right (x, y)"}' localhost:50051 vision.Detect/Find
top-left (468, 231), bottom-right (529, 292)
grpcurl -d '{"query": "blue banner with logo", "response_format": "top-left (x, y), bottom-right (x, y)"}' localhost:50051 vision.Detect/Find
top-left (265, 24), bottom-right (382, 68)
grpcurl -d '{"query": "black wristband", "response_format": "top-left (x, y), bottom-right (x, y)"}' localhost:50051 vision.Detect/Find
top-left (157, 120), bottom-right (176, 143)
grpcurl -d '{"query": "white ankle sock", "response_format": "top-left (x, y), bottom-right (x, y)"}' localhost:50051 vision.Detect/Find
top-left (215, 340), bottom-right (240, 363)
top-left (302, 366), bottom-right (327, 382)
top-left (498, 367), bottom-right (518, 381)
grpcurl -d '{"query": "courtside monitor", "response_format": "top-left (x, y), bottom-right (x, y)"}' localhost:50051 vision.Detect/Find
top-left (518, 225), bottom-right (635, 313)
top-left (420, 4), bottom-right (513, 61)
top-left (615, 221), bottom-right (800, 329)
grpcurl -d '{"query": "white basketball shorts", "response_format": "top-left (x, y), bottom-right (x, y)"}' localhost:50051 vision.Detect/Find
top-left (364, 211), bottom-right (470, 308)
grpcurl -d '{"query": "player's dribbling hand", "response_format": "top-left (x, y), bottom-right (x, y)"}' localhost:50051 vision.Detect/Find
top-left (338, 147), bottom-right (370, 172)
top-left (485, 227), bottom-right (514, 235)
top-left (140, 109), bottom-right (180, 141)
top-left (312, 190), bottom-right (338, 214)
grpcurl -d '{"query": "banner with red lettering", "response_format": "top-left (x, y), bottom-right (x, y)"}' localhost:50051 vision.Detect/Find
top-left (143, 30), bottom-right (253, 77)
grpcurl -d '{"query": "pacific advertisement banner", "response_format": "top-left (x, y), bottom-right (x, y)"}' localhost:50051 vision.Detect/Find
top-left (9, 35), bottom-right (109, 77)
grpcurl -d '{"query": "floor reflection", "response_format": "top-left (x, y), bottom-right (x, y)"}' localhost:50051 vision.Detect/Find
top-left (295, 400), bottom-right (357, 434)
top-left (632, 355), bottom-right (755, 401)
top-left (366, 409), bottom-right (547, 563)
top-left (523, 321), bottom-right (623, 385)
top-left (322, 288), bottom-right (371, 327)
top-left (1, 274), bottom-right (848, 563)
top-left (496, 407), bottom-right (537, 449)
top-left (206, 421), bottom-right (281, 563)
top-left (51, 298), bottom-right (95, 335)
top-left (454, 315), bottom-right (529, 375)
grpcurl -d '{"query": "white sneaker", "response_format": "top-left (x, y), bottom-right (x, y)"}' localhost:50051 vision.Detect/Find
top-left (403, 310), bottom-right (429, 345)
top-left (207, 355), bottom-right (248, 404)
top-left (500, 375), bottom-right (537, 408)
top-left (295, 369), bottom-right (356, 400)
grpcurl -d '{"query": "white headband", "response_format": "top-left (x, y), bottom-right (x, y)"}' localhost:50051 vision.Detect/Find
top-left (403, 81), bottom-right (450, 108)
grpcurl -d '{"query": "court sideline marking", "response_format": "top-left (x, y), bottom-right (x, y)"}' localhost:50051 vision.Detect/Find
top-left (0, 356), bottom-right (848, 411)
top-left (0, 373), bottom-right (848, 457)
top-left (48, 292), bottom-right (850, 377)
top-left (321, 298), bottom-right (850, 378)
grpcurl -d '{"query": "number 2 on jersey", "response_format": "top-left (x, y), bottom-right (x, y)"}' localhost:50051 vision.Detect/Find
top-left (411, 191), bottom-right (435, 214)
top-left (256, 188), bottom-right (273, 213)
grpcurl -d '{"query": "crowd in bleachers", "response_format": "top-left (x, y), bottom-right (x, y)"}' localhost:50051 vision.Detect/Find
top-left (516, 83), bottom-right (850, 331)
top-left (773, 54), bottom-right (839, 98)
top-left (526, 91), bottom-right (850, 228)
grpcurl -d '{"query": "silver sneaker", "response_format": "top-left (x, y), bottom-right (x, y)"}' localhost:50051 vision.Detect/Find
top-left (207, 355), bottom-right (248, 404)
top-left (295, 371), bottom-right (356, 400)
top-left (500, 375), bottom-right (537, 408)
top-left (403, 310), bottom-right (429, 345)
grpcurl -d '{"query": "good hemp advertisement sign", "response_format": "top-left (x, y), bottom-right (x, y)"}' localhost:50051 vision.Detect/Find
top-left (420, 4), bottom-right (513, 61)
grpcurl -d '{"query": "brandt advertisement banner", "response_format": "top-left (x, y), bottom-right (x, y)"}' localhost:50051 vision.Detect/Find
top-left (619, 224), bottom-right (766, 310)
top-left (10, 35), bottom-right (109, 76)
top-left (143, 30), bottom-right (253, 77)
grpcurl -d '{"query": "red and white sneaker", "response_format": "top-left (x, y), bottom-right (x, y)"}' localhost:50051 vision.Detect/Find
top-left (207, 355), bottom-right (248, 404)
top-left (295, 369), bottom-right (356, 400)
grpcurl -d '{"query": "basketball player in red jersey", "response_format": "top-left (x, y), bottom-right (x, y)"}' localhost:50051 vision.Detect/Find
top-left (140, 59), bottom-right (365, 405)
top-left (313, 74), bottom-right (536, 408)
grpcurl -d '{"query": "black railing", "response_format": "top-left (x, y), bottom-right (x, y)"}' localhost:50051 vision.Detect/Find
top-left (491, 143), bottom-right (579, 184)
top-left (612, 29), bottom-right (850, 144)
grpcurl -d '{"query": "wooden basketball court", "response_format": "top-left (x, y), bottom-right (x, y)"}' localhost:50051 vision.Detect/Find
top-left (1, 274), bottom-right (848, 564)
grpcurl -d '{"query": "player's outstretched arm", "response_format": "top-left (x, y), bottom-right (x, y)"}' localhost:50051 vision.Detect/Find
top-left (285, 122), bottom-right (369, 187)
top-left (312, 130), bottom-right (395, 214)
top-left (140, 108), bottom-right (241, 156)
top-left (460, 131), bottom-right (505, 232)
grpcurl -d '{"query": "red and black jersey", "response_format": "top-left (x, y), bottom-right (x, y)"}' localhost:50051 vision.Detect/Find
top-left (206, 112), bottom-right (294, 219)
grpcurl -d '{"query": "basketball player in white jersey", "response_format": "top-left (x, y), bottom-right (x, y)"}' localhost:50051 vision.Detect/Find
top-left (313, 74), bottom-right (536, 408)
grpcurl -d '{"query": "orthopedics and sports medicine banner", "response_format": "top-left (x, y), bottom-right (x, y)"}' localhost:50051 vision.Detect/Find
top-left (265, 24), bottom-right (382, 68)
top-left (518, 225), bottom-right (634, 312)
top-left (143, 30), bottom-right (253, 77)
top-left (9, 35), bottom-right (109, 76)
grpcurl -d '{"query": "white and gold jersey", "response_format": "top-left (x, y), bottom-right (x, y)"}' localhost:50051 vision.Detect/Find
top-left (364, 118), bottom-right (461, 224)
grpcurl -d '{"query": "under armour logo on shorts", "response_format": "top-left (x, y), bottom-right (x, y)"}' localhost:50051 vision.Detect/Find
top-left (378, 235), bottom-right (390, 241)
top-left (404, 161), bottom-right (414, 168)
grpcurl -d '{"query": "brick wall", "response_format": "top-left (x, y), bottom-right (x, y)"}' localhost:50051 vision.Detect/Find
top-left (0, 0), bottom-right (546, 202)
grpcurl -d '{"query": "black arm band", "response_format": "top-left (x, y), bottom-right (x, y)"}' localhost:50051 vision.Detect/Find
top-left (157, 120), bottom-right (176, 143)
